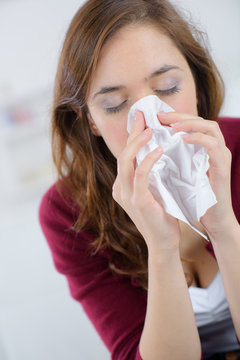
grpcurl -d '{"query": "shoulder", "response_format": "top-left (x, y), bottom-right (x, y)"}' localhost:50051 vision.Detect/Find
top-left (218, 117), bottom-right (240, 223)
top-left (38, 180), bottom-right (81, 244)
top-left (38, 180), bottom-right (101, 272)
top-left (218, 116), bottom-right (240, 152)
top-left (39, 180), bottom-right (79, 228)
top-left (38, 182), bottom-right (147, 359)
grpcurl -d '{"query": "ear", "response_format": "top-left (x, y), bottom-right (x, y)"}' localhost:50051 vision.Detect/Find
top-left (71, 105), bottom-right (101, 136)
top-left (86, 112), bottom-right (101, 136)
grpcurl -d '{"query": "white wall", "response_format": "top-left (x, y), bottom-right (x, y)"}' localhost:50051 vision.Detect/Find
top-left (0, 2), bottom-right (110, 360)
top-left (0, 0), bottom-right (82, 104)
top-left (0, 1), bottom-right (239, 360)
top-left (0, 0), bottom-right (239, 113)
top-left (172, 0), bottom-right (240, 116)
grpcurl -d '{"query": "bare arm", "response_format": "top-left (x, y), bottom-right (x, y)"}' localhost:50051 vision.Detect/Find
top-left (113, 111), bottom-right (202, 359)
top-left (208, 218), bottom-right (240, 340)
top-left (139, 246), bottom-right (201, 360)
top-left (156, 112), bottom-right (240, 349)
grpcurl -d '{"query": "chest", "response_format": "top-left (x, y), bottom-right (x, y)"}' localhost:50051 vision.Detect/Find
top-left (179, 222), bottom-right (219, 289)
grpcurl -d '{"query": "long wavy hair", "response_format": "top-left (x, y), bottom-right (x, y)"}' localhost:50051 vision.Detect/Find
top-left (51, 0), bottom-right (224, 291)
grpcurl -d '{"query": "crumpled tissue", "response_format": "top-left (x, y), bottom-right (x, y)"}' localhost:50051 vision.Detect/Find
top-left (127, 95), bottom-right (217, 240)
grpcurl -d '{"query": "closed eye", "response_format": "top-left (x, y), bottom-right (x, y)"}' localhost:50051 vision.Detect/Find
top-left (105, 100), bottom-right (128, 114)
top-left (105, 86), bottom-right (180, 114)
top-left (155, 86), bottom-right (180, 96)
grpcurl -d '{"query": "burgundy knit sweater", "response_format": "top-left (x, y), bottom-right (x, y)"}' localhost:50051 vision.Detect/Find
top-left (39, 117), bottom-right (240, 359)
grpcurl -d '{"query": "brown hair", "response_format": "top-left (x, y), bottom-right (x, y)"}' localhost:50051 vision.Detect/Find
top-left (51, 0), bottom-right (224, 290)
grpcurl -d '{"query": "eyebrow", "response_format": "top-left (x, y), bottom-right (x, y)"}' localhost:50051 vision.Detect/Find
top-left (91, 65), bottom-right (181, 100)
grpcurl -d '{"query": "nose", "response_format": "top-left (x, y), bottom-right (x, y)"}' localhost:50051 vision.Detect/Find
top-left (131, 88), bottom-right (153, 105)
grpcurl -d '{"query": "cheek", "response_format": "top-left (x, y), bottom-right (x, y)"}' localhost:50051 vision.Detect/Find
top-left (88, 109), bottom-right (128, 157)
top-left (169, 72), bottom-right (198, 115)
top-left (100, 121), bottom-right (129, 158)
top-left (173, 94), bottom-right (198, 115)
top-left (167, 79), bottom-right (198, 117)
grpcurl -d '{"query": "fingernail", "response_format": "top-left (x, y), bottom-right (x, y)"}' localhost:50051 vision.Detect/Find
top-left (143, 127), bottom-right (151, 135)
top-left (181, 133), bottom-right (190, 138)
top-left (155, 145), bottom-right (163, 153)
top-left (170, 122), bottom-right (180, 127)
top-left (134, 111), bottom-right (139, 121)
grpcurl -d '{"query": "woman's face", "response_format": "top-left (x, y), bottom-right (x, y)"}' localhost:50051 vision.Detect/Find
top-left (86, 24), bottom-right (198, 158)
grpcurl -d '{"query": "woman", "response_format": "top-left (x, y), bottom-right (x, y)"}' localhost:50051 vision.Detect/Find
top-left (39, 0), bottom-right (240, 359)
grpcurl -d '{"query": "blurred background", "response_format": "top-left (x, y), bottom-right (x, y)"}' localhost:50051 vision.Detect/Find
top-left (0, 0), bottom-right (239, 359)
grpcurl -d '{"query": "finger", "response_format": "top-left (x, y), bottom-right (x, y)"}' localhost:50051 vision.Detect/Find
top-left (171, 119), bottom-right (226, 145)
top-left (133, 146), bottom-right (164, 204)
top-left (157, 111), bottom-right (197, 125)
top-left (117, 126), bottom-right (153, 195)
top-left (158, 112), bottom-right (225, 146)
top-left (181, 132), bottom-right (226, 169)
top-left (127, 110), bottom-right (145, 145)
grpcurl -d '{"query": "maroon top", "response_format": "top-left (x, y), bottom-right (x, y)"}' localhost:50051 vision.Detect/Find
top-left (39, 117), bottom-right (240, 360)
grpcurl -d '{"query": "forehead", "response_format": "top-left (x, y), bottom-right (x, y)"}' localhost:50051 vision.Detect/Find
top-left (88, 24), bottom-right (187, 93)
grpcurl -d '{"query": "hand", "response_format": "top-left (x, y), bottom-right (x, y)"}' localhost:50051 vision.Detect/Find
top-left (112, 111), bottom-right (181, 253)
top-left (157, 112), bottom-right (235, 238)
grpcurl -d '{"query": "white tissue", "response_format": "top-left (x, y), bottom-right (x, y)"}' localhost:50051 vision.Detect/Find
top-left (127, 95), bottom-right (217, 240)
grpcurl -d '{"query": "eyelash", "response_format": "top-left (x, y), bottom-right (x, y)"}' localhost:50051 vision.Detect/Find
top-left (105, 86), bottom-right (180, 114)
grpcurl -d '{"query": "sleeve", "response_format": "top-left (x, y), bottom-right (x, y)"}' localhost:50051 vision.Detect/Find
top-left (219, 117), bottom-right (240, 346)
top-left (38, 183), bottom-right (147, 360)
